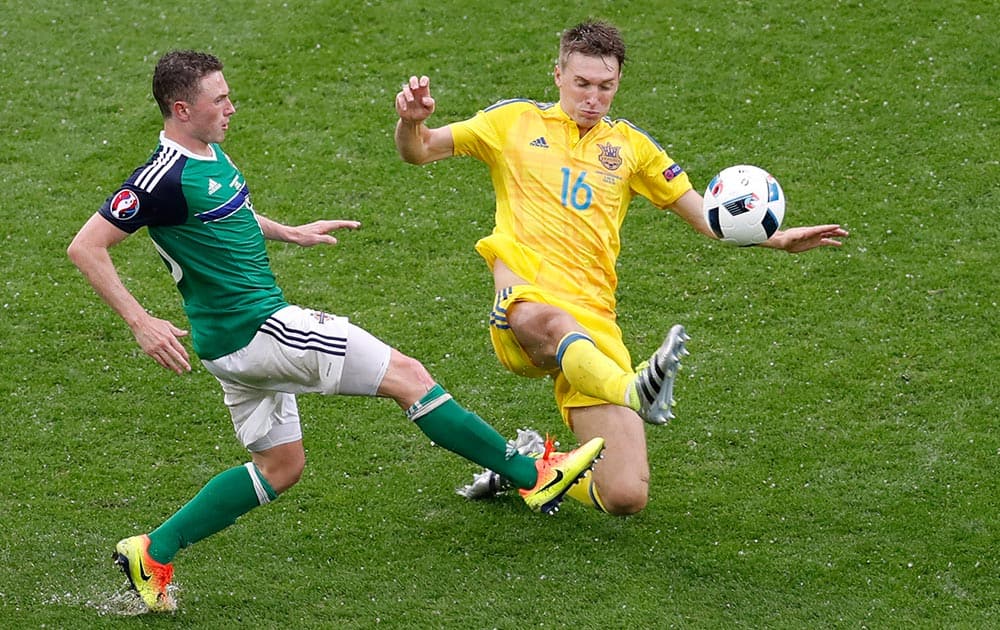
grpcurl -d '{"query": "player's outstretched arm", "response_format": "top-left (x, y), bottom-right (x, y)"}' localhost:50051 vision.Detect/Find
top-left (68, 214), bottom-right (191, 374)
top-left (669, 189), bottom-right (848, 252)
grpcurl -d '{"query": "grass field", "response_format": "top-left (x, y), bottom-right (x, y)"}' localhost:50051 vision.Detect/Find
top-left (1, 0), bottom-right (997, 627)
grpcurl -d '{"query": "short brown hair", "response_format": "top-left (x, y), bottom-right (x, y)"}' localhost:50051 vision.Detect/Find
top-left (152, 50), bottom-right (224, 118)
top-left (559, 20), bottom-right (626, 70)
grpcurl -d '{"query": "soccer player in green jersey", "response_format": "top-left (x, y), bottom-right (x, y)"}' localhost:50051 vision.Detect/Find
top-left (395, 20), bottom-right (848, 516)
top-left (68, 50), bottom-right (605, 613)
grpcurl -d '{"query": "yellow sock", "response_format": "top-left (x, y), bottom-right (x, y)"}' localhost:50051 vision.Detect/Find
top-left (557, 332), bottom-right (634, 407)
top-left (565, 470), bottom-right (607, 512)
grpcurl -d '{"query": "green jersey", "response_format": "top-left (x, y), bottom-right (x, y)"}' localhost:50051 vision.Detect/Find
top-left (99, 133), bottom-right (288, 359)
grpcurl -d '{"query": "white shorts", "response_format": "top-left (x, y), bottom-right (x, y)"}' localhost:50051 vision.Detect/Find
top-left (202, 305), bottom-right (391, 452)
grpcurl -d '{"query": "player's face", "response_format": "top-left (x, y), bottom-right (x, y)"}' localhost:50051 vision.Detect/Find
top-left (185, 71), bottom-right (236, 145)
top-left (554, 53), bottom-right (620, 133)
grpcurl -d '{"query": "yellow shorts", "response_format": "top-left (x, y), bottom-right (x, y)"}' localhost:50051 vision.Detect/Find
top-left (488, 284), bottom-right (633, 427)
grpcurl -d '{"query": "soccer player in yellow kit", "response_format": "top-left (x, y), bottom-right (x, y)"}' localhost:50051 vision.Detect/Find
top-left (395, 20), bottom-right (848, 515)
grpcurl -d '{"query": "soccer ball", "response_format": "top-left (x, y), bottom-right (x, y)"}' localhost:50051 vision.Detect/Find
top-left (702, 164), bottom-right (785, 246)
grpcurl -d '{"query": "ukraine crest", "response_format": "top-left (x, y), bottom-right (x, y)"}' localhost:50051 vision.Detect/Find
top-left (597, 143), bottom-right (623, 170)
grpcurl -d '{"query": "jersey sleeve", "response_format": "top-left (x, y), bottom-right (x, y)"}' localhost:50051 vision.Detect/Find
top-left (98, 169), bottom-right (188, 233)
top-left (450, 111), bottom-right (500, 164)
top-left (623, 124), bottom-right (693, 208)
top-left (450, 99), bottom-right (530, 165)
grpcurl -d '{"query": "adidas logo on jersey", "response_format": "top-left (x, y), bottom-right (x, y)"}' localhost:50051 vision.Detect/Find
top-left (208, 178), bottom-right (222, 195)
top-left (529, 137), bottom-right (549, 148)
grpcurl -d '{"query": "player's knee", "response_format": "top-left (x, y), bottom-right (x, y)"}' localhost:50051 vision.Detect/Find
top-left (396, 352), bottom-right (432, 382)
top-left (598, 482), bottom-right (648, 516)
top-left (381, 350), bottom-right (436, 406)
top-left (281, 457), bottom-right (305, 491)
top-left (259, 452), bottom-right (305, 494)
top-left (537, 311), bottom-right (577, 343)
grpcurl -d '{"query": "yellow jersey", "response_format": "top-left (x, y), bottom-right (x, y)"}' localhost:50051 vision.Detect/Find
top-left (451, 100), bottom-right (691, 317)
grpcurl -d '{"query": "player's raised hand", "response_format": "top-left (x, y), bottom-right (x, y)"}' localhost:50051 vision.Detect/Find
top-left (132, 316), bottom-right (191, 374)
top-left (396, 75), bottom-right (435, 123)
top-left (393, 76), bottom-right (454, 165)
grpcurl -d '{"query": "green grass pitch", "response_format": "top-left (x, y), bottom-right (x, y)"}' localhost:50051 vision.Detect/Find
top-left (1, 0), bottom-right (996, 627)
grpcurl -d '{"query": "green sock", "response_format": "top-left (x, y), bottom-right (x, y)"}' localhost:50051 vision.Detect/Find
top-left (407, 384), bottom-right (538, 489)
top-left (147, 463), bottom-right (277, 564)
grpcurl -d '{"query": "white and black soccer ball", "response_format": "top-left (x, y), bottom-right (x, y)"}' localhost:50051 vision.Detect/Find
top-left (702, 164), bottom-right (785, 246)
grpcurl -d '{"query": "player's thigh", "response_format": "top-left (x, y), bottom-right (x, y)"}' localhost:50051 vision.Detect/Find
top-left (507, 300), bottom-right (585, 368)
top-left (569, 404), bottom-right (649, 489)
top-left (211, 306), bottom-right (391, 396)
top-left (338, 320), bottom-right (393, 396)
top-left (212, 376), bottom-right (303, 452)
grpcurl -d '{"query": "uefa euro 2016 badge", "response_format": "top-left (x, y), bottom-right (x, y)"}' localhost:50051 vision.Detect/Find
top-left (597, 143), bottom-right (622, 170)
top-left (663, 163), bottom-right (683, 182)
top-left (110, 189), bottom-right (140, 220)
